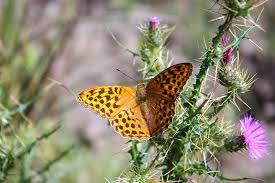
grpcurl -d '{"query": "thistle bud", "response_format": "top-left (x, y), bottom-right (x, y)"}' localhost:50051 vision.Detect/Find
top-left (218, 66), bottom-right (252, 93)
top-left (220, 36), bottom-right (233, 66)
top-left (149, 16), bottom-right (160, 31)
top-left (223, 48), bottom-right (233, 65)
top-left (224, 135), bottom-right (245, 152)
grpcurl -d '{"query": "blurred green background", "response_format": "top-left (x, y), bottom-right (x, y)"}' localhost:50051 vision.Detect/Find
top-left (0, 0), bottom-right (274, 182)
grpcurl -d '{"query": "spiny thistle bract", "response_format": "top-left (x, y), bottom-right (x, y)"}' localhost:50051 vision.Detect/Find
top-left (224, 114), bottom-right (271, 160)
top-left (112, 0), bottom-right (271, 182)
top-left (138, 17), bottom-right (174, 80)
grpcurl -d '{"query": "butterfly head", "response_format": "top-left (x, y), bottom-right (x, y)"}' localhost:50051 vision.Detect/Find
top-left (136, 83), bottom-right (146, 103)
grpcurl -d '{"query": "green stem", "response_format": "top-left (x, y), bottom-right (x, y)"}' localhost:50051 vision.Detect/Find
top-left (16, 124), bottom-right (61, 159)
top-left (24, 146), bottom-right (74, 182)
top-left (189, 13), bottom-right (235, 109)
top-left (128, 140), bottom-right (145, 168)
top-left (162, 13), bottom-right (237, 181)
top-left (0, 124), bottom-right (61, 182)
top-left (218, 175), bottom-right (253, 181)
top-left (162, 131), bottom-right (186, 180)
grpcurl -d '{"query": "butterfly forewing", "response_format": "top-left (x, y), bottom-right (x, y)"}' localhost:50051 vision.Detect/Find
top-left (146, 63), bottom-right (193, 101)
top-left (145, 63), bottom-right (193, 135)
top-left (78, 86), bottom-right (150, 139)
top-left (78, 86), bottom-right (136, 119)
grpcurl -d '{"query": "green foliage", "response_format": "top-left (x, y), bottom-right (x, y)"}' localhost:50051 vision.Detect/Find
top-left (0, 1), bottom-right (82, 182)
top-left (138, 22), bottom-right (175, 80)
top-left (112, 0), bottom-right (266, 182)
top-left (0, 0), bottom-right (268, 182)
top-left (0, 1), bottom-right (127, 182)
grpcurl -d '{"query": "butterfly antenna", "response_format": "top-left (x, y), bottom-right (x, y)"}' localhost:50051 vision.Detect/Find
top-left (116, 69), bottom-right (139, 83)
top-left (48, 78), bottom-right (78, 101)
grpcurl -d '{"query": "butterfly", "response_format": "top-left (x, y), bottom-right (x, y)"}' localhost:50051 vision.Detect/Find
top-left (78, 63), bottom-right (193, 140)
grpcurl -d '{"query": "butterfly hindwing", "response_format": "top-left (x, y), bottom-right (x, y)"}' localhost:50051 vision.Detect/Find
top-left (146, 63), bottom-right (193, 101)
top-left (110, 104), bottom-right (150, 140)
top-left (146, 95), bottom-right (176, 136)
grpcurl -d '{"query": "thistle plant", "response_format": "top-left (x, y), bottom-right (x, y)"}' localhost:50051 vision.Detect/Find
top-left (113, 0), bottom-right (271, 182)
top-left (138, 16), bottom-right (174, 80)
top-left (0, 1), bottom-right (78, 182)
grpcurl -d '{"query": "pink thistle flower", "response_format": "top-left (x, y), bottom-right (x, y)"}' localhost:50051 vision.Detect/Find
top-left (221, 36), bottom-right (230, 46)
top-left (223, 48), bottom-right (233, 65)
top-left (149, 16), bottom-right (160, 30)
top-left (240, 114), bottom-right (271, 160)
top-left (220, 36), bottom-right (233, 65)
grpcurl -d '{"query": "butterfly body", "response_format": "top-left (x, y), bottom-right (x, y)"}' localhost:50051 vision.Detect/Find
top-left (78, 63), bottom-right (193, 140)
top-left (136, 83), bottom-right (147, 103)
top-left (135, 83), bottom-right (156, 135)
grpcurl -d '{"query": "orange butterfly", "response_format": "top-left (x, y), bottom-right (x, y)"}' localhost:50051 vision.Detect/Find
top-left (78, 63), bottom-right (193, 140)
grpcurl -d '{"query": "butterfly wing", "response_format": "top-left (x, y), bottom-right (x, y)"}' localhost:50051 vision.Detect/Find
top-left (78, 86), bottom-right (150, 140)
top-left (146, 96), bottom-right (176, 136)
top-left (146, 63), bottom-right (193, 101)
top-left (77, 63), bottom-right (193, 139)
top-left (146, 63), bottom-right (193, 135)
top-left (109, 103), bottom-right (150, 140)
top-left (78, 86), bottom-right (135, 119)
